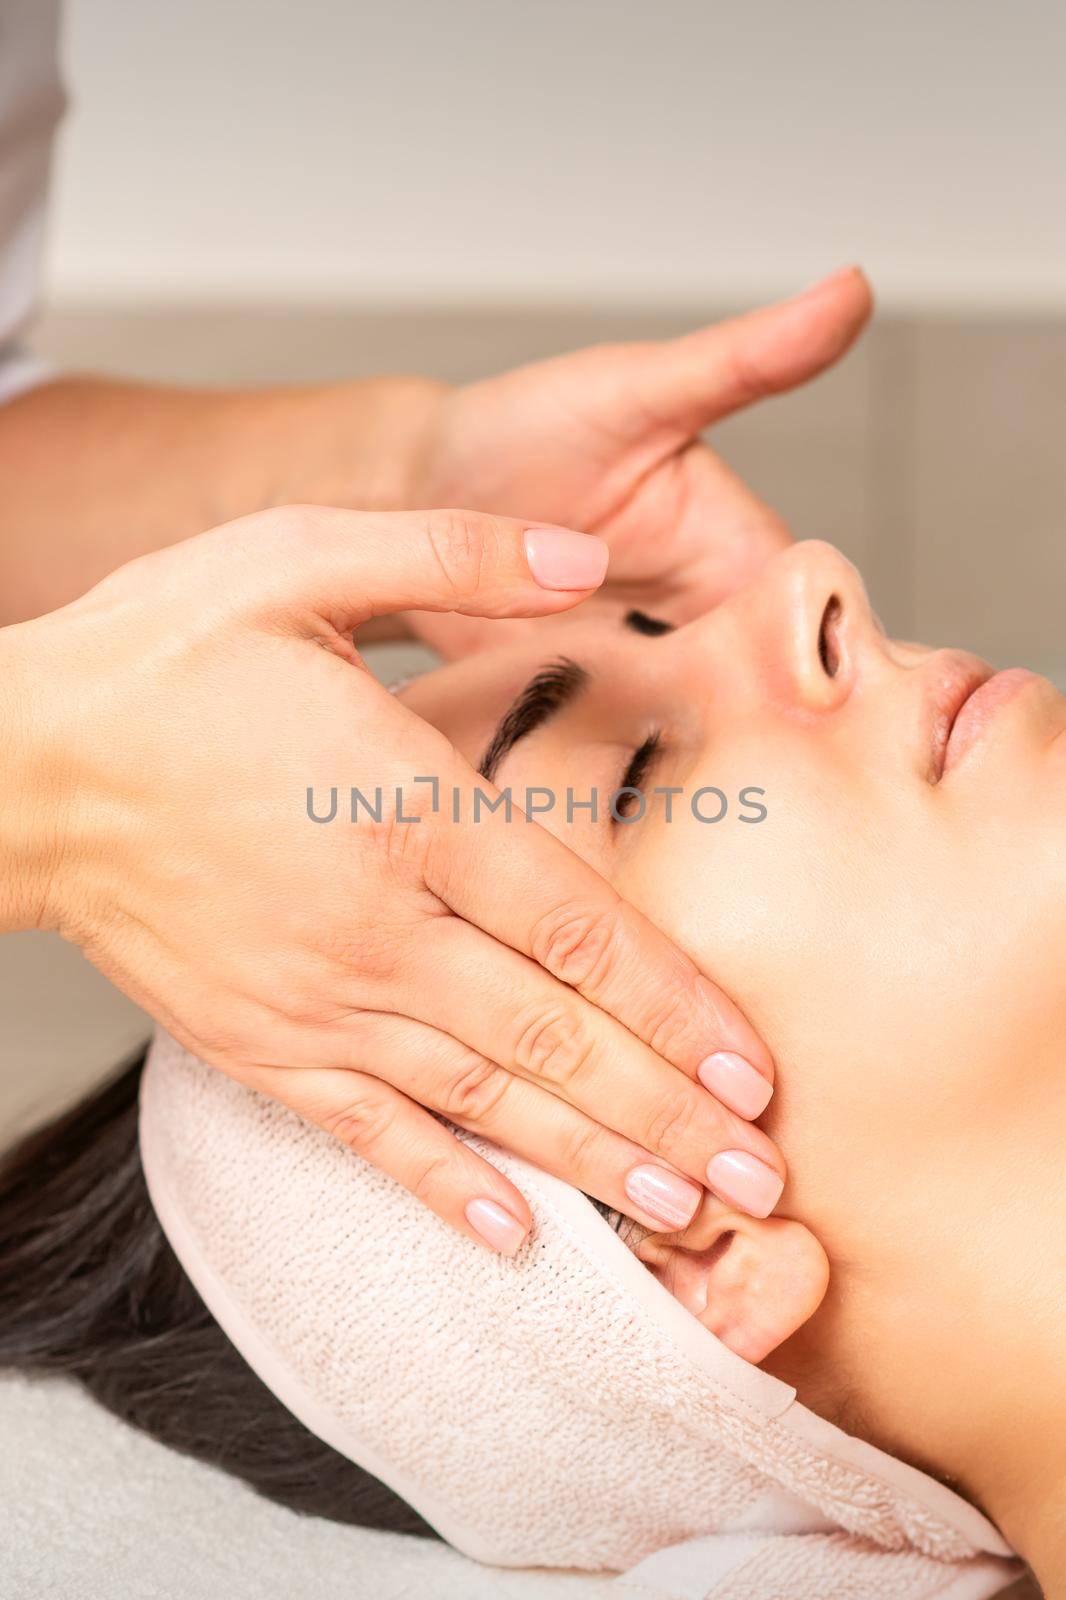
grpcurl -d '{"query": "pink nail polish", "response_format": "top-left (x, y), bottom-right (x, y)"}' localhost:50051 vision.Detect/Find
top-left (624, 1164), bottom-right (702, 1230)
top-left (465, 1197), bottom-right (527, 1255)
top-left (697, 1052), bottom-right (773, 1119)
top-left (706, 1151), bottom-right (784, 1218)
top-left (524, 527), bottom-right (609, 591)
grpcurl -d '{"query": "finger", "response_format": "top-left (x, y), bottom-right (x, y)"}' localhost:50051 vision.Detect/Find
top-left (238, 505), bottom-right (610, 630)
top-left (395, 915), bottom-right (784, 1216)
top-left (261, 1017), bottom-right (706, 1233)
top-left (254, 1061), bottom-right (532, 1255)
top-left (627, 265), bottom-right (873, 440)
top-left (421, 762), bottom-right (775, 1085)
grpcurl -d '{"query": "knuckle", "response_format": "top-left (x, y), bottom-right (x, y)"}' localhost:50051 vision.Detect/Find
top-left (512, 1003), bottom-right (594, 1090)
top-left (322, 1088), bottom-right (397, 1155)
top-left (424, 508), bottom-right (492, 600)
top-left (439, 1052), bottom-right (511, 1124)
top-left (529, 899), bottom-right (624, 991)
top-left (406, 1149), bottom-right (454, 1206)
top-left (555, 1118), bottom-right (610, 1181)
top-left (640, 976), bottom-right (705, 1060)
top-left (644, 1087), bottom-right (703, 1161)
top-left (727, 341), bottom-right (775, 406)
top-left (256, 974), bottom-right (334, 1030)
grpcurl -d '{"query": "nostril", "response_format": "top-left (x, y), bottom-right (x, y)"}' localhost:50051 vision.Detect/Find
top-left (818, 595), bottom-right (842, 678)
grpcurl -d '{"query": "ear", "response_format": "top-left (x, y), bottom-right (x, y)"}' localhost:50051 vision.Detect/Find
top-left (634, 1196), bottom-right (829, 1365)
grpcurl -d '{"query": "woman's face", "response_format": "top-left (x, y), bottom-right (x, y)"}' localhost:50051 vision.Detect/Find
top-left (401, 541), bottom-right (1066, 1248)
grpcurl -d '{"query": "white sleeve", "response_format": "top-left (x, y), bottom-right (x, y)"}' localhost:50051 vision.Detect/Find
top-left (0, 0), bottom-right (65, 403)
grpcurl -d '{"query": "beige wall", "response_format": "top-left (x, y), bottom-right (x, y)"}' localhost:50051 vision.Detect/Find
top-left (49, 0), bottom-right (1066, 309)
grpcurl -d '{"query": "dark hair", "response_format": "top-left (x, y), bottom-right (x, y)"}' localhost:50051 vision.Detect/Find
top-left (0, 1053), bottom-right (438, 1537)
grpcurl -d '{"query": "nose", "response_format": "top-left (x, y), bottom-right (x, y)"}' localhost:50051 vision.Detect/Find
top-left (677, 541), bottom-right (890, 715)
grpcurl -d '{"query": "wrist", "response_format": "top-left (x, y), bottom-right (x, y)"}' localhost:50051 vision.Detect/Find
top-left (236, 375), bottom-right (452, 516)
top-left (0, 618), bottom-right (70, 933)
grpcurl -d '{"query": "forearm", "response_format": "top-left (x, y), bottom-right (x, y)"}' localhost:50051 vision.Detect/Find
top-left (0, 373), bottom-right (447, 624)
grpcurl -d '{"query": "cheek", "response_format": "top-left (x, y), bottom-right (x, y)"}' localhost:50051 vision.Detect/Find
top-left (614, 754), bottom-right (1066, 1187)
top-left (616, 788), bottom-right (914, 1054)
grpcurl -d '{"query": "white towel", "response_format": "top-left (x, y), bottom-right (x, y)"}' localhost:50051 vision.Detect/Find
top-left (139, 1032), bottom-right (1021, 1599)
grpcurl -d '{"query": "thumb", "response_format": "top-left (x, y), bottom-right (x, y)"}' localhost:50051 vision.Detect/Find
top-left (618, 265), bottom-right (873, 441)
top-left (246, 505), bottom-right (609, 631)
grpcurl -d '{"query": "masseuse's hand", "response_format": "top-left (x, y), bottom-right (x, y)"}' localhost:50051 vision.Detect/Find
top-left (405, 267), bottom-right (872, 657)
top-left (5, 506), bottom-right (783, 1251)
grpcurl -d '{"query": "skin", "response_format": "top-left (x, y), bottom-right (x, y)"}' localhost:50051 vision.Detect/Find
top-left (0, 273), bottom-right (873, 1253)
top-left (400, 540), bottom-right (1066, 1594)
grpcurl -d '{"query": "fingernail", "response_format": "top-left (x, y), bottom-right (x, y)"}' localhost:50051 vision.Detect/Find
top-left (706, 1151), bottom-right (784, 1218)
top-left (697, 1052), bottom-right (773, 1119)
top-left (524, 526), bottom-right (609, 591)
top-left (464, 1197), bottom-right (528, 1255)
top-left (624, 1164), bottom-right (702, 1230)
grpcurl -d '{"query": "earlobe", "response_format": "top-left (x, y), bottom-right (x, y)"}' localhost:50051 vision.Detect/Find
top-left (635, 1199), bottom-right (829, 1365)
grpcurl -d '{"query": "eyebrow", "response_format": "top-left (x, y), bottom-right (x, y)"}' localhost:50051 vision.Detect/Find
top-left (478, 657), bottom-right (588, 782)
top-left (477, 611), bottom-right (674, 784)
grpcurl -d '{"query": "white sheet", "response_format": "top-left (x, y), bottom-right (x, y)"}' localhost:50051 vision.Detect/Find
top-left (0, 1373), bottom-right (618, 1600)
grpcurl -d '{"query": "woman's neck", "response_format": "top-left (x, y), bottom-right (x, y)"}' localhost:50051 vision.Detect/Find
top-left (896, 1147), bottom-right (1063, 1590)
top-left (784, 1084), bottom-right (1066, 1594)
top-left (969, 1289), bottom-right (1066, 1595)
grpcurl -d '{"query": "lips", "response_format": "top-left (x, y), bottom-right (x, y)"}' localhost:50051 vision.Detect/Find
top-left (941, 667), bottom-right (1043, 776)
top-left (927, 654), bottom-right (996, 781)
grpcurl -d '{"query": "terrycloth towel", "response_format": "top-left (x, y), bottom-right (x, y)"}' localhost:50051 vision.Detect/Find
top-left (139, 1032), bottom-right (1021, 1599)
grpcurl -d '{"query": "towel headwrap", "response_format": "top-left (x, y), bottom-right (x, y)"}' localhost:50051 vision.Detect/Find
top-left (139, 1032), bottom-right (1018, 1598)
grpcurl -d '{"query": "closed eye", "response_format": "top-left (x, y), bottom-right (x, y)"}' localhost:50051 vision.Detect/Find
top-left (614, 730), bottom-right (663, 820)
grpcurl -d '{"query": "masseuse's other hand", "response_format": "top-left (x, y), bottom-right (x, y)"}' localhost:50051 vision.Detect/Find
top-left (407, 267), bottom-right (872, 656)
top-left (9, 507), bottom-right (783, 1252)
